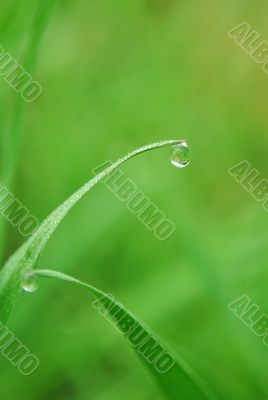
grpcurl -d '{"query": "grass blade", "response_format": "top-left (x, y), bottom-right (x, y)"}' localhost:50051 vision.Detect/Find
top-left (27, 268), bottom-right (220, 400)
top-left (0, 140), bottom-right (181, 323)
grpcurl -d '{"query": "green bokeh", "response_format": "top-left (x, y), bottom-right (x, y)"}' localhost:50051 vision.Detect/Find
top-left (0, 0), bottom-right (268, 399)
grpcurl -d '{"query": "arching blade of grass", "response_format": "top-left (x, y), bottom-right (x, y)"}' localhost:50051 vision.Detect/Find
top-left (0, 140), bottom-right (182, 323)
top-left (27, 268), bottom-right (220, 400)
top-left (0, 0), bottom-right (58, 262)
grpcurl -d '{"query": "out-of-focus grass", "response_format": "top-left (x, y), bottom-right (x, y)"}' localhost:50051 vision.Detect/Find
top-left (0, 0), bottom-right (57, 265)
top-left (1, 0), bottom-right (268, 399)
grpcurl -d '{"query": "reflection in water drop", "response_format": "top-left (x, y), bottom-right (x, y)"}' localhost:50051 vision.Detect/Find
top-left (170, 141), bottom-right (191, 168)
top-left (22, 273), bottom-right (38, 293)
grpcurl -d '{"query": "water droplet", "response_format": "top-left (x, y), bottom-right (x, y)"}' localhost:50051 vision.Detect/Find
top-left (22, 273), bottom-right (38, 293)
top-left (170, 141), bottom-right (191, 168)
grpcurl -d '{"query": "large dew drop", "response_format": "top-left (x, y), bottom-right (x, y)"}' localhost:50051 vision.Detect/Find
top-left (170, 141), bottom-right (191, 168)
top-left (22, 273), bottom-right (39, 293)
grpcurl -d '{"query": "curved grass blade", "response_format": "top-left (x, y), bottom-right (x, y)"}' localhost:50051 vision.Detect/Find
top-left (27, 268), bottom-right (220, 400)
top-left (0, 140), bottom-right (182, 323)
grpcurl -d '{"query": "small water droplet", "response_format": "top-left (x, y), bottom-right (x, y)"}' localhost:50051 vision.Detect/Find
top-left (170, 141), bottom-right (191, 168)
top-left (22, 273), bottom-right (38, 293)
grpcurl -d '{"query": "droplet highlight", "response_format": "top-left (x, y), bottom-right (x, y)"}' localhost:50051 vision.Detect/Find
top-left (22, 273), bottom-right (38, 293)
top-left (170, 141), bottom-right (191, 168)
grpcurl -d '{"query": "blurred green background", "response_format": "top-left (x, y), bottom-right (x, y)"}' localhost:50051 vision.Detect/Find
top-left (1, 0), bottom-right (268, 399)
